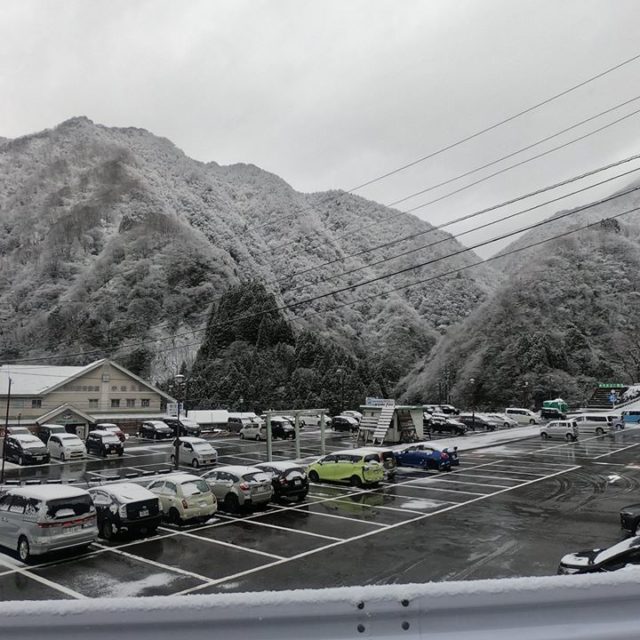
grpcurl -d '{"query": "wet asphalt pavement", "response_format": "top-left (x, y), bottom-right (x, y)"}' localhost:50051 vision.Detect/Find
top-left (0, 427), bottom-right (639, 600)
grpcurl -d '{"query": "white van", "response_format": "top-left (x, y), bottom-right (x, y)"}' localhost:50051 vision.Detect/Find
top-left (0, 486), bottom-right (97, 562)
top-left (571, 413), bottom-right (618, 436)
top-left (505, 408), bottom-right (538, 424)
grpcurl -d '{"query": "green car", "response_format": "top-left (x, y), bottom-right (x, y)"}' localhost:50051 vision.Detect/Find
top-left (307, 452), bottom-right (384, 487)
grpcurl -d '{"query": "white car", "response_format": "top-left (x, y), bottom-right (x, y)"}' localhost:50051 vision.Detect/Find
top-left (570, 413), bottom-right (618, 436)
top-left (46, 433), bottom-right (87, 461)
top-left (342, 411), bottom-right (363, 423)
top-left (505, 407), bottom-right (539, 424)
top-left (487, 413), bottom-right (518, 428)
top-left (147, 473), bottom-right (217, 525)
top-left (170, 437), bottom-right (217, 468)
top-left (540, 420), bottom-right (578, 441)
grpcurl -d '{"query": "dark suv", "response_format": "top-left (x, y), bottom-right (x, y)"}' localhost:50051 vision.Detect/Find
top-left (161, 417), bottom-right (202, 438)
top-left (35, 423), bottom-right (68, 444)
top-left (427, 414), bottom-right (467, 436)
top-left (255, 462), bottom-right (309, 501)
top-left (3, 435), bottom-right (50, 465)
top-left (331, 416), bottom-right (358, 432)
top-left (620, 503), bottom-right (640, 535)
top-left (138, 421), bottom-right (173, 440)
top-left (540, 408), bottom-right (566, 421)
top-left (458, 414), bottom-right (496, 431)
top-left (86, 430), bottom-right (124, 457)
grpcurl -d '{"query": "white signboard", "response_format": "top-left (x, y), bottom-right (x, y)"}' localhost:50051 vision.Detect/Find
top-left (365, 397), bottom-right (395, 407)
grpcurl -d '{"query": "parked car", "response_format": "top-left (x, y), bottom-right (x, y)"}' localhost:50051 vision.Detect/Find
top-left (255, 461), bottom-right (309, 501)
top-left (0, 486), bottom-right (97, 562)
top-left (227, 416), bottom-right (258, 433)
top-left (138, 420), bottom-right (173, 440)
top-left (35, 423), bottom-right (68, 444)
top-left (558, 536), bottom-right (640, 574)
top-left (620, 503), bottom-right (640, 536)
top-left (539, 420), bottom-right (578, 441)
top-left (342, 411), bottom-right (363, 423)
top-left (281, 415), bottom-right (305, 428)
top-left (201, 465), bottom-right (273, 512)
top-left (89, 483), bottom-right (161, 540)
top-left (307, 452), bottom-right (384, 487)
top-left (438, 404), bottom-right (460, 415)
top-left (338, 447), bottom-right (397, 479)
top-left (299, 413), bottom-right (332, 427)
top-left (540, 407), bottom-right (566, 421)
top-left (170, 437), bottom-right (217, 468)
top-left (479, 414), bottom-right (504, 430)
top-left (147, 473), bottom-right (217, 525)
top-left (427, 413), bottom-right (467, 436)
top-left (331, 416), bottom-right (360, 432)
top-left (505, 408), bottom-right (538, 425)
top-left (94, 423), bottom-right (127, 442)
top-left (393, 444), bottom-right (451, 471)
top-left (486, 413), bottom-right (518, 429)
top-left (458, 414), bottom-right (496, 431)
top-left (47, 433), bottom-right (87, 461)
top-left (85, 430), bottom-right (124, 457)
top-left (239, 420), bottom-right (295, 440)
top-left (411, 442), bottom-right (460, 466)
top-left (3, 434), bottom-right (50, 465)
top-left (161, 417), bottom-right (202, 438)
top-left (571, 413), bottom-right (618, 436)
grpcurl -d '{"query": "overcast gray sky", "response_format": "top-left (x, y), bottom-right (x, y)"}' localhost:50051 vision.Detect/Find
top-left (2, 0), bottom-right (640, 256)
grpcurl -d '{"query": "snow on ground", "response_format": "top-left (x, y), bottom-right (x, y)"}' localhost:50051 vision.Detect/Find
top-left (416, 425), bottom-right (540, 453)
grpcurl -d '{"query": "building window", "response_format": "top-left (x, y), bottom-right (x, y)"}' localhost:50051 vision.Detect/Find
top-left (102, 374), bottom-right (110, 382)
top-left (126, 399), bottom-right (135, 408)
top-left (89, 399), bottom-right (99, 409)
top-left (111, 399), bottom-right (120, 408)
top-left (141, 399), bottom-right (150, 408)
top-left (12, 399), bottom-right (25, 409)
top-left (31, 399), bottom-right (42, 409)
top-left (111, 386), bottom-right (117, 392)
top-left (120, 385), bottom-right (127, 392)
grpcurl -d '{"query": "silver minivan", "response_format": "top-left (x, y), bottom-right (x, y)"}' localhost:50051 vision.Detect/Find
top-left (572, 413), bottom-right (618, 436)
top-left (0, 486), bottom-right (97, 562)
top-left (170, 437), bottom-right (217, 468)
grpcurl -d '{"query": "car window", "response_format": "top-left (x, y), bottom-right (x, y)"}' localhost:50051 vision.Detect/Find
top-left (242, 472), bottom-right (270, 483)
top-left (148, 481), bottom-right (165, 491)
top-left (0, 495), bottom-right (12, 511)
top-left (9, 495), bottom-right (26, 513)
top-left (322, 455), bottom-right (338, 463)
top-left (165, 482), bottom-right (177, 495)
top-left (50, 436), bottom-right (59, 445)
top-left (181, 479), bottom-right (209, 496)
top-left (45, 495), bottom-right (93, 518)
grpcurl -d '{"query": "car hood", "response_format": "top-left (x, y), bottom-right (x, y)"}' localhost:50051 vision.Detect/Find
top-left (560, 549), bottom-right (600, 568)
top-left (621, 503), bottom-right (640, 516)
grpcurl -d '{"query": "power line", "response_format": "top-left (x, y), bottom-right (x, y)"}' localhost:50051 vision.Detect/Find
top-left (249, 50), bottom-right (640, 232)
top-left (282, 164), bottom-right (640, 294)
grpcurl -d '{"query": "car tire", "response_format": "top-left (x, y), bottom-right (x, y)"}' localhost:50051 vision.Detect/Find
top-left (504, 422), bottom-right (510, 429)
top-left (529, 419), bottom-right (536, 425)
top-left (350, 475), bottom-right (362, 487)
top-left (146, 526), bottom-right (158, 536)
top-left (192, 459), bottom-right (199, 469)
top-left (541, 432), bottom-right (548, 440)
top-left (102, 450), bottom-right (108, 458)
top-left (170, 455), bottom-right (176, 464)
top-left (168, 508), bottom-right (182, 525)
top-left (101, 519), bottom-right (114, 541)
top-left (17, 536), bottom-right (31, 563)
top-left (223, 494), bottom-right (239, 513)
top-left (60, 452), bottom-right (66, 462)
top-left (297, 492), bottom-right (307, 502)
top-left (154, 433), bottom-right (159, 440)
top-left (239, 433), bottom-right (245, 439)
top-left (18, 456), bottom-right (24, 466)
top-left (308, 470), bottom-right (319, 482)
top-left (596, 428), bottom-right (604, 436)
top-left (565, 433), bottom-right (574, 442)
top-left (255, 434), bottom-right (261, 441)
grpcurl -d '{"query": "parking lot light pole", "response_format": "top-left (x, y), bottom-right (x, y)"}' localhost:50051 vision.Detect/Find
top-left (337, 368), bottom-right (345, 414)
top-left (266, 414), bottom-right (273, 462)
top-left (469, 378), bottom-right (476, 429)
top-left (1, 376), bottom-right (12, 484)
top-left (174, 374), bottom-right (185, 470)
top-left (319, 412), bottom-right (326, 455)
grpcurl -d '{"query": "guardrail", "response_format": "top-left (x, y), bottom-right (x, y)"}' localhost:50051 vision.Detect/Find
top-left (1, 571), bottom-right (639, 639)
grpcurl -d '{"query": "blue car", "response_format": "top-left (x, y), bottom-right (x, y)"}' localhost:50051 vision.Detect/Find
top-left (394, 445), bottom-right (451, 471)
top-left (412, 443), bottom-right (459, 466)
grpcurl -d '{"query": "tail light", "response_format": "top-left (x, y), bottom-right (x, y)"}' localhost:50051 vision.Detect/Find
top-left (441, 452), bottom-right (449, 459)
top-left (279, 477), bottom-right (287, 485)
top-left (239, 482), bottom-right (250, 490)
top-left (182, 499), bottom-right (189, 509)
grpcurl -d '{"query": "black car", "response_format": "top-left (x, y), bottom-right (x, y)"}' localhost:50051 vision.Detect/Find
top-left (3, 435), bottom-right (50, 465)
top-left (161, 417), bottom-right (202, 438)
top-left (620, 503), bottom-right (640, 535)
top-left (86, 430), bottom-right (124, 457)
top-left (540, 407), bottom-right (566, 421)
top-left (331, 416), bottom-right (359, 432)
top-left (138, 420), bottom-right (173, 440)
top-left (255, 462), bottom-right (309, 501)
top-left (458, 415), bottom-right (496, 431)
top-left (558, 536), bottom-right (640, 574)
top-left (89, 483), bottom-right (161, 540)
top-left (427, 414), bottom-right (467, 436)
top-left (35, 423), bottom-right (68, 444)
top-left (270, 419), bottom-right (296, 440)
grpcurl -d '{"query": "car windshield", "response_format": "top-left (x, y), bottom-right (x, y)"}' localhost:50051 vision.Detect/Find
top-left (594, 537), bottom-right (640, 564)
top-left (21, 439), bottom-right (44, 449)
top-left (102, 435), bottom-right (120, 443)
top-left (181, 479), bottom-right (209, 496)
top-left (242, 472), bottom-right (271, 483)
top-left (193, 443), bottom-right (213, 452)
top-left (60, 435), bottom-right (80, 441)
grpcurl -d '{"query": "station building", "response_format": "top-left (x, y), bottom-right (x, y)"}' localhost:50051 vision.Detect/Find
top-left (0, 359), bottom-right (176, 437)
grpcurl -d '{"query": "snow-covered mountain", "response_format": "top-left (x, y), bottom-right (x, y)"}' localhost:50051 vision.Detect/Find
top-left (0, 117), bottom-right (494, 379)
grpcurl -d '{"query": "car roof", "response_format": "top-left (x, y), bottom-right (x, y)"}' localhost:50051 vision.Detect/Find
top-left (96, 423), bottom-right (119, 428)
top-left (8, 485), bottom-right (90, 500)
top-left (154, 472), bottom-right (206, 483)
top-left (145, 420), bottom-right (170, 426)
top-left (210, 465), bottom-right (266, 475)
top-left (341, 447), bottom-right (392, 455)
top-left (255, 461), bottom-right (303, 471)
top-left (11, 434), bottom-right (43, 443)
top-left (90, 430), bottom-right (119, 437)
top-left (91, 483), bottom-right (156, 500)
top-left (177, 437), bottom-right (208, 444)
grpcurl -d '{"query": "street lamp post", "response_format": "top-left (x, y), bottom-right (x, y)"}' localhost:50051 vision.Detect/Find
top-left (336, 368), bottom-right (345, 414)
top-left (522, 381), bottom-right (529, 408)
top-left (173, 374), bottom-right (185, 470)
top-left (1, 376), bottom-right (12, 484)
top-left (469, 378), bottom-right (476, 430)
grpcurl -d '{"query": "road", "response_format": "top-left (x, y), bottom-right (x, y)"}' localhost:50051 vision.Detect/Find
top-left (0, 427), bottom-right (638, 600)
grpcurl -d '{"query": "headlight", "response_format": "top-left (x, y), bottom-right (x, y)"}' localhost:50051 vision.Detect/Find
top-left (118, 504), bottom-right (127, 518)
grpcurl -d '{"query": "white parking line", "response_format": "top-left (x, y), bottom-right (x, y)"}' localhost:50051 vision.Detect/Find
top-left (285, 507), bottom-right (387, 528)
top-left (331, 500), bottom-right (425, 516)
top-left (176, 463), bottom-right (582, 596)
top-left (408, 477), bottom-right (511, 490)
top-left (17, 568), bottom-right (88, 599)
top-left (447, 472), bottom-right (529, 483)
top-left (217, 517), bottom-right (342, 541)
top-left (387, 484), bottom-right (485, 497)
top-left (594, 442), bottom-right (640, 459)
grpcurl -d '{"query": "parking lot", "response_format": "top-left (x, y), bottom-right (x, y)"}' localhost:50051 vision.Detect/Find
top-left (0, 426), bottom-right (639, 600)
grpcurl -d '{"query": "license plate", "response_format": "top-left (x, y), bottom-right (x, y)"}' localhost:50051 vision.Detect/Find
top-left (139, 509), bottom-right (149, 517)
top-left (198, 502), bottom-right (207, 507)
top-left (35, 457), bottom-right (43, 461)
top-left (294, 479), bottom-right (301, 486)
top-left (64, 526), bottom-right (80, 534)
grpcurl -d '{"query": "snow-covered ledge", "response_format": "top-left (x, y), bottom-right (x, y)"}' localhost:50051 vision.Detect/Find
top-left (1, 571), bottom-right (640, 639)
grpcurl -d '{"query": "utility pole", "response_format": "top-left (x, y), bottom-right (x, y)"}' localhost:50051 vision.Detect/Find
top-left (173, 374), bottom-right (185, 470)
top-left (1, 376), bottom-right (12, 484)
